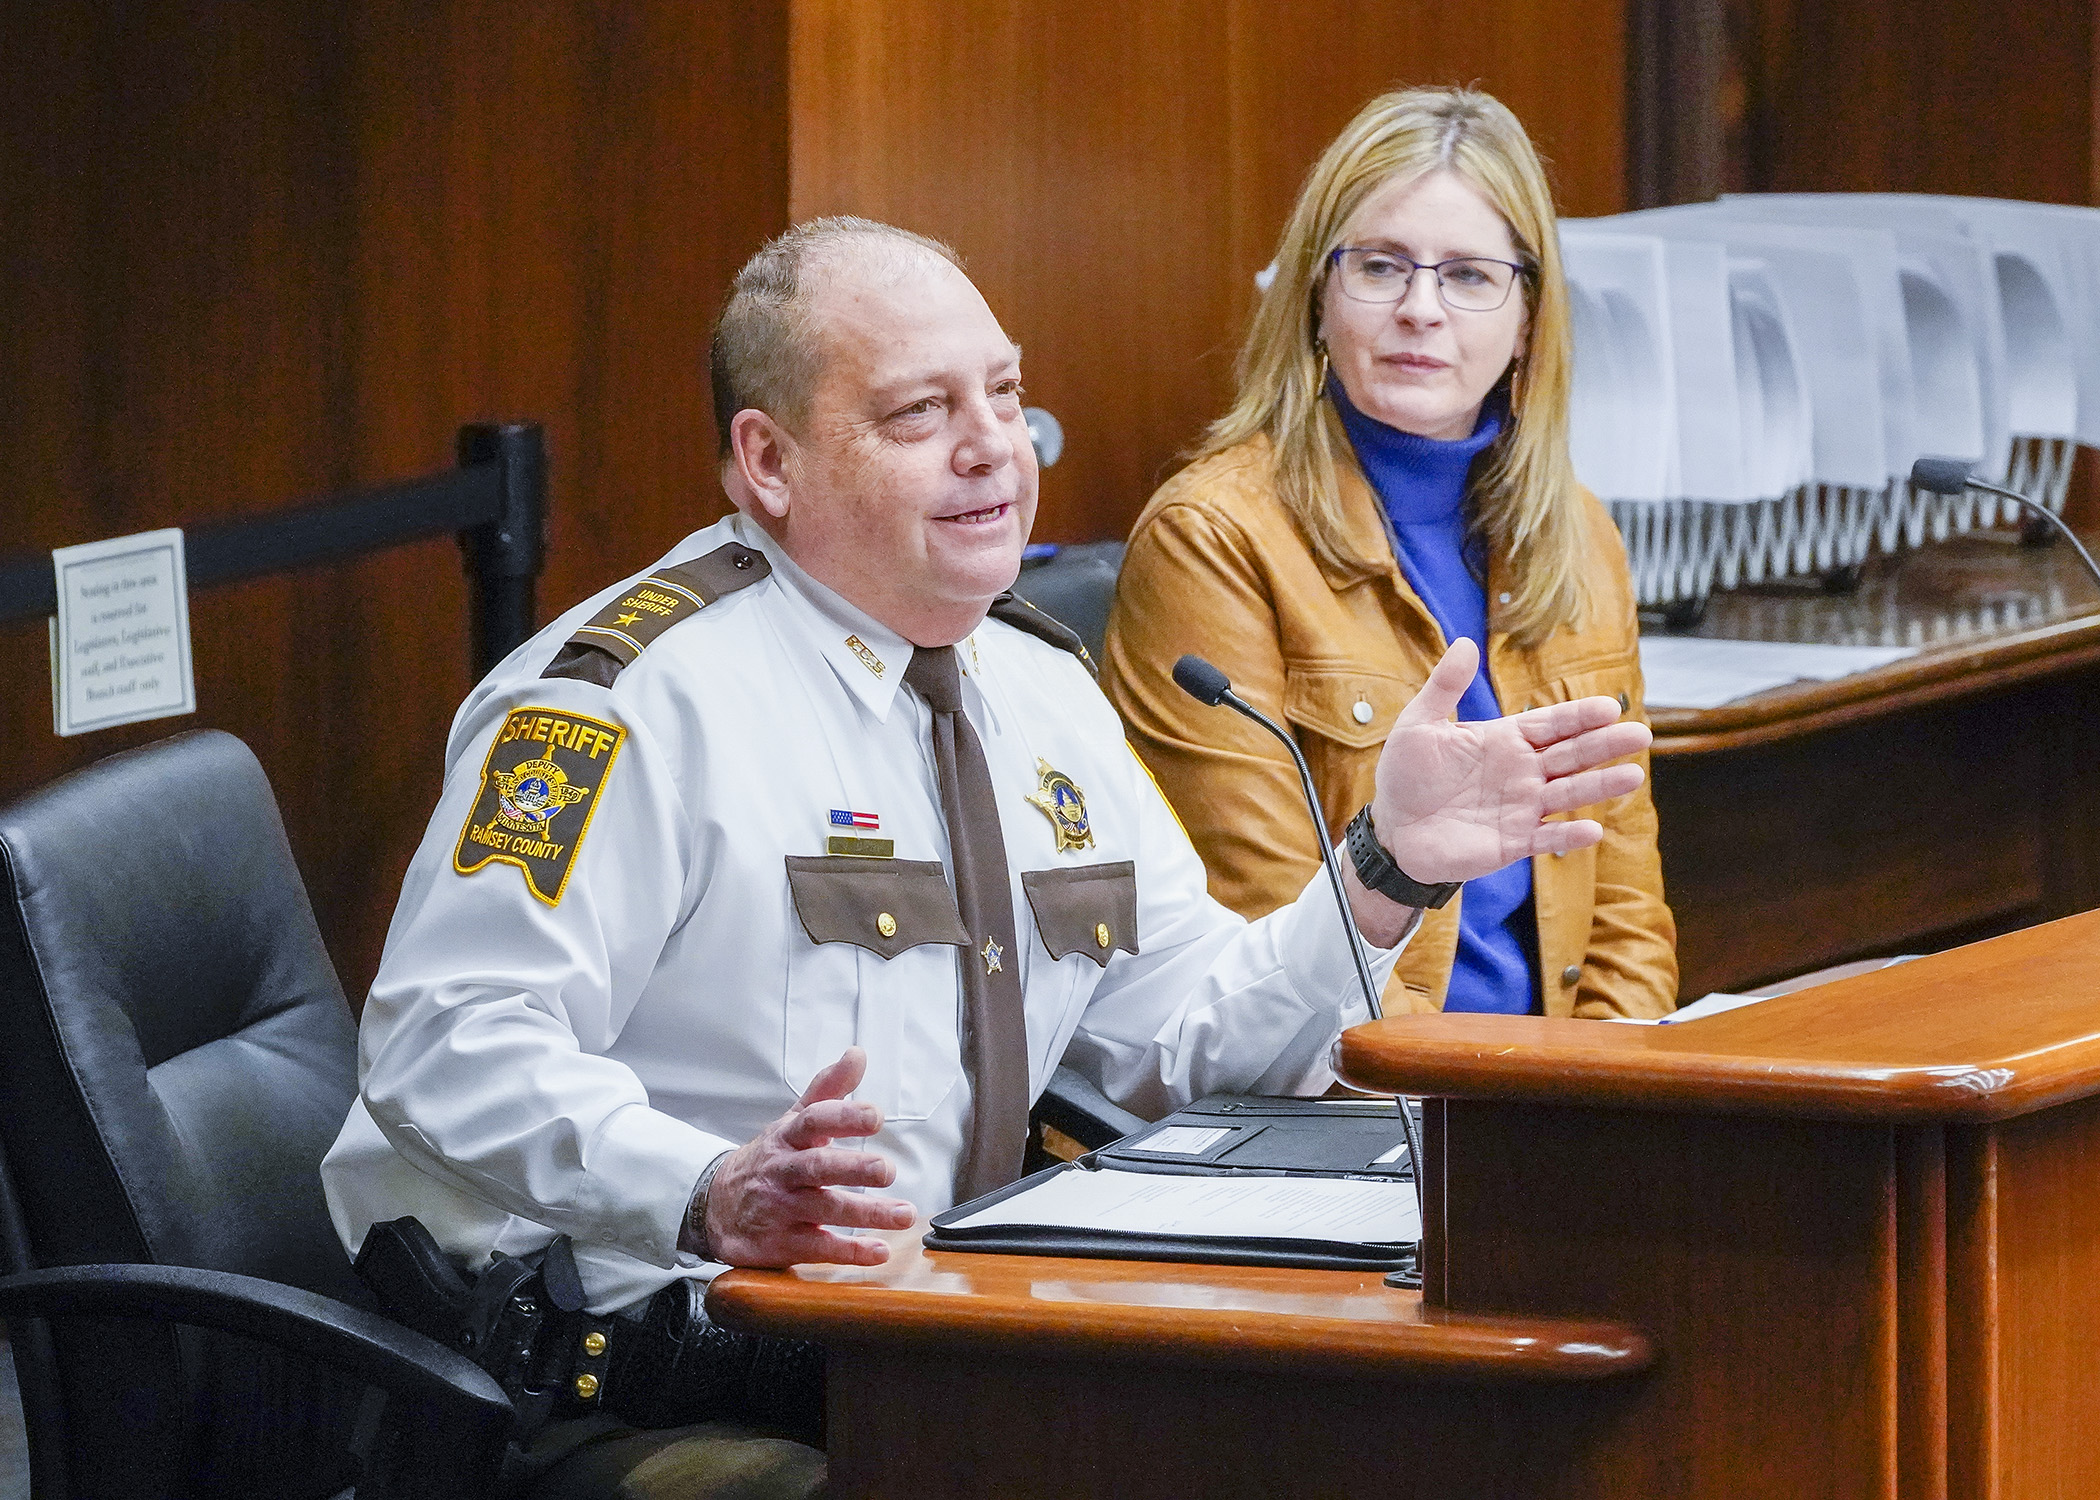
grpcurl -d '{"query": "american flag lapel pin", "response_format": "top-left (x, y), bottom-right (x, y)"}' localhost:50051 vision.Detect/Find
top-left (825, 808), bottom-right (893, 858)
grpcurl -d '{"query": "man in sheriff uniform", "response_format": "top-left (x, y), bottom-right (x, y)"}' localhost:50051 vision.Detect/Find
top-left (322, 217), bottom-right (1650, 1447)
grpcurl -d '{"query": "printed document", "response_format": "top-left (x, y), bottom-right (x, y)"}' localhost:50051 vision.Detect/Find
top-left (1639, 636), bottom-right (1917, 709)
top-left (948, 1168), bottom-right (1419, 1244)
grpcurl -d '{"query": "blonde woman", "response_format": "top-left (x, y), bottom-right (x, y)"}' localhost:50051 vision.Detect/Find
top-left (1102, 86), bottom-right (1675, 1018)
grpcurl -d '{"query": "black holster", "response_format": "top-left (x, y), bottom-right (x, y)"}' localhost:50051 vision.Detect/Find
top-left (355, 1215), bottom-right (616, 1442)
top-left (604, 1276), bottom-right (827, 1445)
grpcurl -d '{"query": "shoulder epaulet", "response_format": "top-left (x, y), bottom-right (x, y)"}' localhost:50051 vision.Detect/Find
top-left (987, 592), bottom-right (1096, 678)
top-left (543, 542), bottom-right (771, 687)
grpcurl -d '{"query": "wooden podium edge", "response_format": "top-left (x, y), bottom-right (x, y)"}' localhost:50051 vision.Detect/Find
top-left (707, 1236), bottom-right (1654, 1384)
top-left (1339, 909), bottom-right (2100, 1125)
top-left (1649, 610), bottom-right (2100, 756)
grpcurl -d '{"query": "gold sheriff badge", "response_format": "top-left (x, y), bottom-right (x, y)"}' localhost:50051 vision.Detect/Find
top-left (1025, 759), bottom-right (1095, 853)
top-left (491, 757), bottom-right (591, 835)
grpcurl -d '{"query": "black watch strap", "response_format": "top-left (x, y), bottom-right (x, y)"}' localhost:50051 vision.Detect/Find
top-left (1345, 806), bottom-right (1461, 910)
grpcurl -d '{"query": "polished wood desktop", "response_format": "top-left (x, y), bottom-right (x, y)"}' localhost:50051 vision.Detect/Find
top-left (1650, 530), bottom-right (2100, 996)
top-left (711, 1231), bottom-right (1653, 1498)
top-left (715, 909), bottom-right (2100, 1498)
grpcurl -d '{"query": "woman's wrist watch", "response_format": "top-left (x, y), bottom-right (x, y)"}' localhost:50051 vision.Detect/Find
top-left (1345, 806), bottom-right (1462, 911)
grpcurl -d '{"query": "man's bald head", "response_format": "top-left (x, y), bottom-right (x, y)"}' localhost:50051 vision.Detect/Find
top-left (710, 217), bottom-right (964, 452)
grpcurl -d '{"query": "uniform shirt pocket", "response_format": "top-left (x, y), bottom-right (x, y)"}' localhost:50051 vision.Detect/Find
top-left (783, 855), bottom-right (968, 955)
top-left (1020, 861), bottom-right (1139, 967)
top-left (782, 856), bottom-right (968, 1120)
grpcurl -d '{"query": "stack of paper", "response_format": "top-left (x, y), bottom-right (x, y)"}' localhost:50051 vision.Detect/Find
top-left (945, 1168), bottom-right (1421, 1246)
top-left (1638, 636), bottom-right (1918, 710)
top-left (1557, 195), bottom-right (2099, 612)
top-left (1616, 207), bottom-right (1905, 493)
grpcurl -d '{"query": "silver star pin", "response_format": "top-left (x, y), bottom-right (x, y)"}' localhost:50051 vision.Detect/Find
top-left (981, 937), bottom-right (1003, 975)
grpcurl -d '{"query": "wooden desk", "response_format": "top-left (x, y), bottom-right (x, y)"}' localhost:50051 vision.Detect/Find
top-left (718, 912), bottom-right (2100, 1497)
top-left (1649, 531), bottom-right (2100, 996)
top-left (711, 1234), bottom-right (1652, 1498)
top-left (1340, 907), bottom-right (2100, 1500)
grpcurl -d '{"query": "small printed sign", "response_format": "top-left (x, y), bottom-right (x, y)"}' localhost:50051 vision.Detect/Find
top-left (50, 528), bottom-right (197, 737)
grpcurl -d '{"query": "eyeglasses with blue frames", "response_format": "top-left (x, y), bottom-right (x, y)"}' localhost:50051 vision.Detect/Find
top-left (1326, 247), bottom-right (1530, 312)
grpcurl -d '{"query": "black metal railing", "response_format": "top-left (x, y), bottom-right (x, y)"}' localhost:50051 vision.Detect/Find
top-left (0, 421), bottom-right (547, 679)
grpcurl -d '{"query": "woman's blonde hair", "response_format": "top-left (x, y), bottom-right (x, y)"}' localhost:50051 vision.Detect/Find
top-left (1196, 85), bottom-right (1588, 649)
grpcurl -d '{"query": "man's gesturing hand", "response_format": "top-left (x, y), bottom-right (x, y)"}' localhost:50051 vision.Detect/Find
top-left (701, 1046), bottom-right (916, 1268)
top-left (1370, 637), bottom-right (1651, 888)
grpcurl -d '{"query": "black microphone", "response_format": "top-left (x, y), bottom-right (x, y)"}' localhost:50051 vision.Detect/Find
top-left (1173, 654), bottom-right (1383, 1022)
top-left (1173, 654), bottom-right (1426, 1232)
top-left (1910, 456), bottom-right (2100, 591)
top-left (1171, 654), bottom-right (1235, 708)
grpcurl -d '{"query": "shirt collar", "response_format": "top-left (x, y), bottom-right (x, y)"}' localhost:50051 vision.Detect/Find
top-left (954, 626), bottom-right (1005, 737)
top-left (729, 516), bottom-right (914, 721)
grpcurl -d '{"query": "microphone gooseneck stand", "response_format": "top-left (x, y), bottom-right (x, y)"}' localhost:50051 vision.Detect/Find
top-left (1169, 655), bottom-right (1428, 1270)
top-left (1910, 455), bottom-right (2100, 591)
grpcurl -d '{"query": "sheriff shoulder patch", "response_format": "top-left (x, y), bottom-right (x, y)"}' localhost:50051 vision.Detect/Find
top-left (453, 706), bottom-right (625, 906)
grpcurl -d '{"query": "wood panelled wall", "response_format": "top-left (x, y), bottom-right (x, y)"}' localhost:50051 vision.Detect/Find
top-left (791, 0), bottom-right (1628, 544)
top-left (1719, 0), bottom-right (2100, 526)
top-left (2, 0), bottom-right (1628, 996)
top-left (0, 2), bottom-right (789, 994)
top-left (1728, 0), bottom-right (2099, 203)
top-left (6, 0), bottom-right (2090, 1041)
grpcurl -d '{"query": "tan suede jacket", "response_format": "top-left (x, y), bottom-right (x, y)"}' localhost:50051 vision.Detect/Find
top-left (1102, 436), bottom-right (1677, 1019)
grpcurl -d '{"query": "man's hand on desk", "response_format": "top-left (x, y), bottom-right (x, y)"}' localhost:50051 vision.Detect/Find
top-left (1348, 639), bottom-right (1652, 939)
top-left (696, 1046), bottom-right (917, 1268)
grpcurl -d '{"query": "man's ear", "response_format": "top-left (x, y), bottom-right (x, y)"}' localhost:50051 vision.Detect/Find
top-left (729, 408), bottom-right (794, 521)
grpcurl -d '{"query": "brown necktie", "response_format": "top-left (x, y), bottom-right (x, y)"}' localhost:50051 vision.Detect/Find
top-left (904, 645), bottom-right (1029, 1201)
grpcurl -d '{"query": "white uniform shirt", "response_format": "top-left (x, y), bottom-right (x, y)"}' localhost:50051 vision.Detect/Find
top-left (322, 514), bottom-right (1409, 1311)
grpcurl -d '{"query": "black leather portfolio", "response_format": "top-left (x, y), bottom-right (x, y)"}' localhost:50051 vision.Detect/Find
top-left (924, 1094), bottom-right (1420, 1274)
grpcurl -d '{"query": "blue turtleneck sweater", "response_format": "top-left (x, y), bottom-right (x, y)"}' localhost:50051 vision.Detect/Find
top-left (1331, 379), bottom-right (1539, 1015)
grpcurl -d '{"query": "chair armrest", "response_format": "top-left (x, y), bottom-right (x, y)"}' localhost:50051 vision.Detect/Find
top-left (0, 1262), bottom-right (512, 1496)
top-left (1035, 1065), bottom-right (1146, 1150)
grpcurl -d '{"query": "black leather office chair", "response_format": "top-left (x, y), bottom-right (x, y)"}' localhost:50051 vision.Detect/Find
top-left (0, 729), bottom-right (510, 1499)
top-left (1012, 542), bottom-right (1125, 664)
top-left (0, 730), bottom-right (829, 1500)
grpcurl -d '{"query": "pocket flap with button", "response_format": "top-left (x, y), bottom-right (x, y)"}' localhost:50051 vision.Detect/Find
top-left (1546, 660), bottom-right (1643, 719)
top-left (1021, 861), bottom-right (1138, 967)
top-left (784, 856), bottom-right (968, 958)
top-left (1282, 665), bottom-right (1407, 750)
